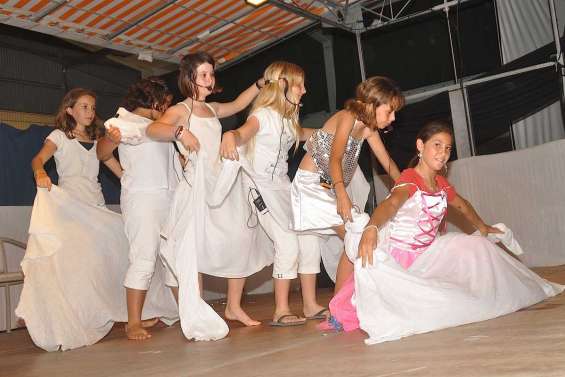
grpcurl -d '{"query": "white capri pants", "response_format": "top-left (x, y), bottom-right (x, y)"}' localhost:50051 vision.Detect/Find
top-left (257, 210), bottom-right (321, 279)
top-left (122, 190), bottom-right (172, 290)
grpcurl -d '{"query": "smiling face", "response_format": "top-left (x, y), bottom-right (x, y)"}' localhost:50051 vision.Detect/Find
top-left (417, 131), bottom-right (453, 172)
top-left (66, 94), bottom-right (96, 128)
top-left (194, 62), bottom-right (215, 99)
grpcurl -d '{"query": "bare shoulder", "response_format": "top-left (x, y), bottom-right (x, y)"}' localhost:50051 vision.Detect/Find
top-left (162, 103), bottom-right (189, 122)
top-left (325, 110), bottom-right (355, 134)
top-left (335, 110), bottom-right (356, 124)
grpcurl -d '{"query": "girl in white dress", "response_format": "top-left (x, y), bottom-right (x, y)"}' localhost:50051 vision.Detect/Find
top-left (291, 77), bottom-right (404, 292)
top-left (97, 78), bottom-right (182, 340)
top-left (327, 121), bottom-right (564, 344)
top-left (220, 61), bottom-right (325, 326)
top-left (146, 52), bottom-right (272, 333)
top-left (16, 88), bottom-right (177, 351)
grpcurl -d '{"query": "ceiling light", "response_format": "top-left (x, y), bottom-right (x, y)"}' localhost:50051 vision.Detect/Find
top-left (245, 0), bottom-right (268, 6)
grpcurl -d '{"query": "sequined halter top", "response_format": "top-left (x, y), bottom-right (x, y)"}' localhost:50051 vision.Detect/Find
top-left (305, 128), bottom-right (364, 187)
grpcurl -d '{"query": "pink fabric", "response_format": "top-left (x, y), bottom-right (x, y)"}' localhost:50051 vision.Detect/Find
top-left (319, 274), bottom-right (359, 331)
top-left (321, 248), bottom-right (421, 332)
top-left (389, 247), bottom-right (420, 269)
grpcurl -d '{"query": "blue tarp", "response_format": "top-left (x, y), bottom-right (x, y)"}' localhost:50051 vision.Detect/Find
top-left (0, 123), bottom-right (120, 205)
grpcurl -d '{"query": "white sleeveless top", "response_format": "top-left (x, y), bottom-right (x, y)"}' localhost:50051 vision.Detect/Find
top-left (178, 102), bottom-right (222, 175)
top-left (47, 129), bottom-right (104, 206)
top-left (245, 107), bottom-right (296, 179)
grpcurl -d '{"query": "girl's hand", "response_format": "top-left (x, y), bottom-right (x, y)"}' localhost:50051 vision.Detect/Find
top-left (479, 224), bottom-right (503, 236)
top-left (106, 126), bottom-right (121, 144)
top-left (220, 131), bottom-right (239, 161)
top-left (336, 189), bottom-right (353, 223)
top-left (34, 170), bottom-right (52, 191)
top-left (358, 227), bottom-right (379, 267)
top-left (181, 130), bottom-right (200, 153)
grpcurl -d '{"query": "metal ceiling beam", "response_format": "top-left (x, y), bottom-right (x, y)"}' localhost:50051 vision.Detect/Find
top-left (30, 0), bottom-right (69, 22)
top-left (268, 0), bottom-right (352, 32)
top-left (363, 0), bottom-right (478, 31)
top-left (105, 0), bottom-right (178, 40)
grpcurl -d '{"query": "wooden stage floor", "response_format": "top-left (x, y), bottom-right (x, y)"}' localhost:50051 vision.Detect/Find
top-left (2, 266), bottom-right (565, 377)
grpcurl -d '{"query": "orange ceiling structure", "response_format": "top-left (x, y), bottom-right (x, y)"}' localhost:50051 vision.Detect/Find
top-left (0, 0), bottom-right (335, 67)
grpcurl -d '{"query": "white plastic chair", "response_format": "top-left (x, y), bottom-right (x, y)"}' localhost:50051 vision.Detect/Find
top-left (0, 238), bottom-right (25, 333)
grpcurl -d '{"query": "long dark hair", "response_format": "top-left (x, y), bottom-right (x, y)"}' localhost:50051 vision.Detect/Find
top-left (408, 120), bottom-right (454, 168)
top-left (55, 88), bottom-right (101, 140)
top-left (178, 51), bottom-right (222, 99)
top-left (121, 77), bottom-right (172, 113)
top-left (344, 76), bottom-right (404, 129)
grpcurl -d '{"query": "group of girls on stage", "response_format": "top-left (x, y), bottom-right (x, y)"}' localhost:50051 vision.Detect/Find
top-left (17, 51), bottom-right (563, 351)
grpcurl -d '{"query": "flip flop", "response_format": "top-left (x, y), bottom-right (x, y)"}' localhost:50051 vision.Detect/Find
top-left (269, 314), bottom-right (307, 327)
top-left (305, 308), bottom-right (330, 320)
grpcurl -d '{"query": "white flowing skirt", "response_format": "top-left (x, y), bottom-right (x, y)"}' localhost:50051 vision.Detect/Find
top-left (160, 153), bottom-right (275, 341)
top-left (290, 167), bottom-right (371, 281)
top-left (345, 217), bottom-right (565, 345)
top-left (15, 186), bottom-right (178, 351)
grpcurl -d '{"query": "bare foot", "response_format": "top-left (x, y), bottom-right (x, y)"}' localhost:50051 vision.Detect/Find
top-left (225, 306), bottom-right (261, 326)
top-left (140, 318), bottom-right (159, 328)
top-left (125, 322), bottom-right (152, 340)
top-left (303, 305), bottom-right (329, 320)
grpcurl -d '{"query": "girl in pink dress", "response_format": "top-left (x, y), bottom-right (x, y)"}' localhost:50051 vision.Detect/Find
top-left (323, 120), bottom-right (564, 345)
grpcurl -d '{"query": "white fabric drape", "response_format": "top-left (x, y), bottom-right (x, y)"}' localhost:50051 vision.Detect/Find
top-left (496, 0), bottom-right (565, 148)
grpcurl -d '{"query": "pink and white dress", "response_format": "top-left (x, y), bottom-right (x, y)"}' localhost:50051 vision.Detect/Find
top-left (323, 169), bottom-right (564, 345)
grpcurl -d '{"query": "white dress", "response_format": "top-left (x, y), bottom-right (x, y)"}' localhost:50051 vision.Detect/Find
top-left (15, 129), bottom-right (178, 352)
top-left (159, 103), bottom-right (273, 341)
top-left (333, 169), bottom-right (564, 345)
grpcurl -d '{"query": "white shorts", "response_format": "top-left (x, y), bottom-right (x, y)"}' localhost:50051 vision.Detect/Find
top-left (257, 209), bottom-right (321, 279)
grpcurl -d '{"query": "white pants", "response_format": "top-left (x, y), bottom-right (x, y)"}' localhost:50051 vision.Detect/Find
top-left (122, 190), bottom-right (172, 290)
top-left (257, 210), bottom-right (321, 279)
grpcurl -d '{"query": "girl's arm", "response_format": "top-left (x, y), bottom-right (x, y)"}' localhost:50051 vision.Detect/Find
top-left (96, 127), bottom-right (120, 162)
top-left (358, 185), bottom-right (411, 267)
top-left (366, 130), bottom-right (401, 180)
top-left (329, 111), bottom-right (357, 222)
top-left (299, 127), bottom-right (314, 142)
top-left (146, 105), bottom-right (200, 152)
top-left (31, 140), bottom-right (57, 191)
top-left (219, 116), bottom-right (260, 161)
top-left (449, 194), bottom-right (502, 236)
top-left (103, 156), bottom-right (123, 179)
top-left (210, 80), bottom-right (262, 119)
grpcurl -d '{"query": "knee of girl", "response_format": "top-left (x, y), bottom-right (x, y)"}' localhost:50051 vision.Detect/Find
top-left (298, 265), bottom-right (321, 275)
top-left (272, 271), bottom-right (298, 280)
top-left (273, 255), bottom-right (298, 280)
top-left (124, 260), bottom-right (156, 290)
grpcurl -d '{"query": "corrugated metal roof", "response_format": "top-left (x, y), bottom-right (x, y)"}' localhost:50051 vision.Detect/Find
top-left (0, 0), bottom-right (334, 66)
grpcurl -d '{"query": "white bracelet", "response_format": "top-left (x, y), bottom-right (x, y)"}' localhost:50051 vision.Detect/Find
top-left (363, 224), bottom-right (379, 233)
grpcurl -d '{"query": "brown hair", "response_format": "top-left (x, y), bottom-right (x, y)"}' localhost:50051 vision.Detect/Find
top-left (178, 51), bottom-right (222, 99)
top-left (55, 88), bottom-right (100, 140)
top-left (344, 76), bottom-right (404, 128)
top-left (122, 77), bottom-right (172, 113)
top-left (408, 120), bottom-right (454, 168)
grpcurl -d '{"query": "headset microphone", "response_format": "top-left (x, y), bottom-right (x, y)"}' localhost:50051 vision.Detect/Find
top-left (279, 77), bottom-right (303, 108)
top-left (285, 97), bottom-right (303, 108)
top-left (195, 82), bottom-right (214, 92)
